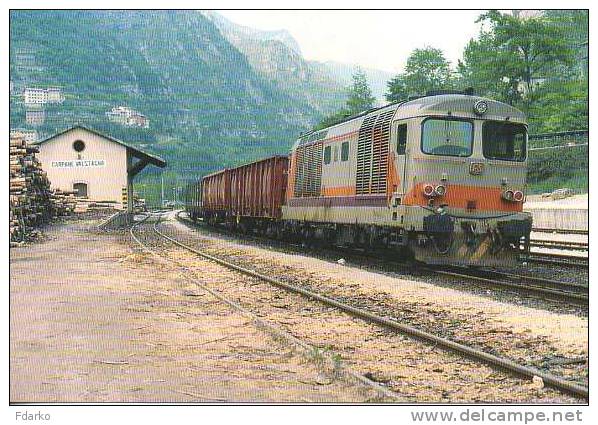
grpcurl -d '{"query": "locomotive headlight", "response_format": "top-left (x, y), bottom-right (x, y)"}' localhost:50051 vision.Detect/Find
top-left (513, 190), bottom-right (524, 202)
top-left (473, 100), bottom-right (488, 116)
top-left (502, 190), bottom-right (515, 201)
top-left (434, 184), bottom-right (447, 196)
top-left (423, 184), bottom-right (435, 197)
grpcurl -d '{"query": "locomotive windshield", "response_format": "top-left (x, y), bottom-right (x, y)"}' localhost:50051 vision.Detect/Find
top-left (421, 118), bottom-right (473, 157)
top-left (482, 122), bottom-right (527, 162)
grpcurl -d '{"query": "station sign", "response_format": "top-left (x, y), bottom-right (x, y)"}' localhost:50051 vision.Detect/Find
top-left (51, 159), bottom-right (106, 168)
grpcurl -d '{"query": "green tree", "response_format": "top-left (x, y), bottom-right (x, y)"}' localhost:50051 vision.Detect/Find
top-left (527, 77), bottom-right (588, 132)
top-left (345, 69), bottom-right (376, 113)
top-left (458, 10), bottom-right (574, 106)
top-left (544, 10), bottom-right (588, 79)
top-left (386, 47), bottom-right (453, 102)
top-left (314, 69), bottom-right (375, 129)
top-left (458, 29), bottom-right (522, 105)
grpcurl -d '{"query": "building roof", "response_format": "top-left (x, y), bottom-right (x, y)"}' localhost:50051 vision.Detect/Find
top-left (34, 125), bottom-right (166, 168)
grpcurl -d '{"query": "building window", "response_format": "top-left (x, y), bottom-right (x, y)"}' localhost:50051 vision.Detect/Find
top-left (323, 146), bottom-right (331, 164)
top-left (341, 141), bottom-right (349, 161)
top-left (73, 140), bottom-right (86, 152)
top-left (73, 182), bottom-right (88, 198)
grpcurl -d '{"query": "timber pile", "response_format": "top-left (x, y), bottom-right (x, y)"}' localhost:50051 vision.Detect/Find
top-left (50, 189), bottom-right (78, 216)
top-left (72, 199), bottom-right (120, 214)
top-left (10, 136), bottom-right (52, 245)
top-left (51, 190), bottom-right (119, 215)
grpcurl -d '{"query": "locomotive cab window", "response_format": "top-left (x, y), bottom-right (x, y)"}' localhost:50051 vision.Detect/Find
top-left (421, 118), bottom-right (473, 157)
top-left (482, 122), bottom-right (527, 162)
top-left (341, 142), bottom-right (349, 161)
top-left (324, 146), bottom-right (331, 164)
top-left (396, 124), bottom-right (407, 155)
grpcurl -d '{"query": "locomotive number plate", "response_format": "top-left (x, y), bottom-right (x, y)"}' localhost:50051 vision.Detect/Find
top-left (469, 162), bottom-right (485, 175)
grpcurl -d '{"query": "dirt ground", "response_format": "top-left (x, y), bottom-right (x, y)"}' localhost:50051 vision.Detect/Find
top-left (9, 221), bottom-right (379, 403)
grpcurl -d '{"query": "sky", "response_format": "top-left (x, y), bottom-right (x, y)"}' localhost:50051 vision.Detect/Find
top-left (217, 10), bottom-right (485, 74)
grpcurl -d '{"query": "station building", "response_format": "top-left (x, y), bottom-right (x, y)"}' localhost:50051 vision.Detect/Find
top-left (34, 125), bottom-right (166, 210)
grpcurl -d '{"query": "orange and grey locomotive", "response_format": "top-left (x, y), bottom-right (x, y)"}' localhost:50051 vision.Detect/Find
top-left (187, 93), bottom-right (532, 267)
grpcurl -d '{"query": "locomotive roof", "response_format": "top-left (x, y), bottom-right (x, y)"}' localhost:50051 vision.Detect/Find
top-left (396, 94), bottom-right (526, 122)
top-left (297, 94), bottom-right (526, 145)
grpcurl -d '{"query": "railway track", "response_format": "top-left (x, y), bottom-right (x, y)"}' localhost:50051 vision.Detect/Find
top-left (175, 212), bottom-right (588, 306)
top-left (530, 239), bottom-right (588, 251)
top-left (130, 213), bottom-right (400, 401)
top-left (521, 234), bottom-right (589, 268)
top-left (133, 212), bottom-right (588, 400)
top-left (527, 230), bottom-right (588, 267)
top-left (524, 251), bottom-right (589, 268)
top-left (427, 267), bottom-right (588, 306)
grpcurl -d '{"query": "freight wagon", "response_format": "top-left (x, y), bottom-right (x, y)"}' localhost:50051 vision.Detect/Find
top-left (201, 155), bottom-right (288, 232)
top-left (184, 180), bottom-right (202, 221)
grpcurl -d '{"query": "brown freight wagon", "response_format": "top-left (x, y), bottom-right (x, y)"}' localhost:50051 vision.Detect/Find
top-left (201, 169), bottom-right (230, 216)
top-left (201, 155), bottom-right (289, 223)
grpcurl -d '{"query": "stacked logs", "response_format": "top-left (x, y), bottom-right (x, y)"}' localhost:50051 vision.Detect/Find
top-left (50, 189), bottom-right (78, 216)
top-left (50, 189), bottom-right (121, 215)
top-left (72, 199), bottom-right (120, 214)
top-left (10, 135), bottom-right (53, 245)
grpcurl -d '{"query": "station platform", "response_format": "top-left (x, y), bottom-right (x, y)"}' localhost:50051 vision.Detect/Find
top-left (524, 194), bottom-right (588, 232)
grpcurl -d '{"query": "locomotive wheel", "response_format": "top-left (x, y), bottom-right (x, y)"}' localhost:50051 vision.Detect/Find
top-left (431, 234), bottom-right (453, 255)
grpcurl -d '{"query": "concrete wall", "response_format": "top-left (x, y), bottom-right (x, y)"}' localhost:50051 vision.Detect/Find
top-left (524, 194), bottom-right (588, 231)
top-left (36, 128), bottom-right (127, 203)
top-left (525, 208), bottom-right (588, 231)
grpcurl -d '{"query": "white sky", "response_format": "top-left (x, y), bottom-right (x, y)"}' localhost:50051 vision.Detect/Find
top-left (217, 10), bottom-right (485, 73)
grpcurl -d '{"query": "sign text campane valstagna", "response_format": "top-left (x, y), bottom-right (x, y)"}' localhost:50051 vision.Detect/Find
top-left (51, 159), bottom-right (106, 168)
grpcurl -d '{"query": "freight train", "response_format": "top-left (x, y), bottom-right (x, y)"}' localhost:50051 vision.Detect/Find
top-left (185, 92), bottom-right (532, 267)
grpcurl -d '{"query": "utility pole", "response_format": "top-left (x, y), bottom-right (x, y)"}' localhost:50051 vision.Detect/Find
top-left (160, 173), bottom-right (165, 207)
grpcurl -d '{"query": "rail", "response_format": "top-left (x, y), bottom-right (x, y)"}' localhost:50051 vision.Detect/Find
top-left (142, 213), bottom-right (588, 399)
top-left (178, 212), bottom-right (588, 305)
top-left (427, 267), bottom-right (588, 305)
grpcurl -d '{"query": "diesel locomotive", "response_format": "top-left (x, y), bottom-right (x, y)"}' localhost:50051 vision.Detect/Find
top-left (186, 93), bottom-right (532, 267)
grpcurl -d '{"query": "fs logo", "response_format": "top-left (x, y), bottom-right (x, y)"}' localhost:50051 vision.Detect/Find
top-left (469, 162), bottom-right (485, 175)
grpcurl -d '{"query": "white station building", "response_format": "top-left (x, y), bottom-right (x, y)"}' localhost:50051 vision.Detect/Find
top-left (34, 125), bottom-right (166, 210)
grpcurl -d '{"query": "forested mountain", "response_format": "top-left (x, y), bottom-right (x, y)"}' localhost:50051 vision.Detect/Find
top-left (9, 10), bottom-right (349, 190)
top-left (204, 12), bottom-right (349, 113)
top-left (205, 12), bottom-right (393, 105)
